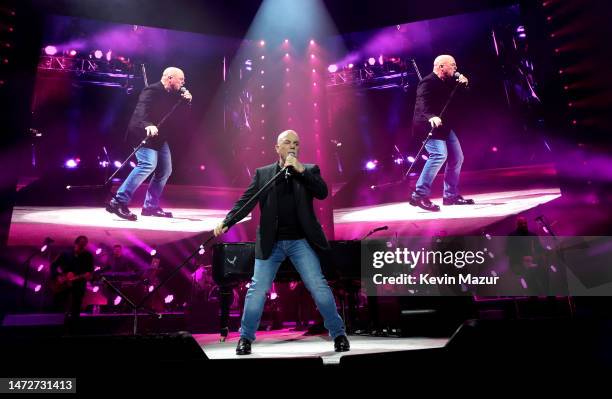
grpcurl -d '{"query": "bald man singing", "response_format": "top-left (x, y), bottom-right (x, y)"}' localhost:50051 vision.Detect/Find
top-left (214, 130), bottom-right (349, 355)
top-left (106, 67), bottom-right (192, 221)
top-left (410, 55), bottom-right (474, 212)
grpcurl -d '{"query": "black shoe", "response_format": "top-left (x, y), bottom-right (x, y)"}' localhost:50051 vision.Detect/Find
top-left (106, 200), bottom-right (137, 221)
top-left (443, 195), bottom-right (475, 206)
top-left (141, 207), bottom-right (173, 218)
top-left (236, 338), bottom-right (252, 355)
top-left (334, 335), bottom-right (350, 352)
top-left (409, 194), bottom-right (440, 212)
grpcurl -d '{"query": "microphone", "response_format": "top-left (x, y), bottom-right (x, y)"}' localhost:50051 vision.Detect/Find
top-left (454, 71), bottom-right (468, 86)
top-left (180, 86), bottom-right (192, 103)
top-left (285, 152), bottom-right (296, 179)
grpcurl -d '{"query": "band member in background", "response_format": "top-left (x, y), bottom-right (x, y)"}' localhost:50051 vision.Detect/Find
top-left (213, 129), bottom-right (350, 355)
top-left (410, 55), bottom-right (474, 212)
top-left (106, 67), bottom-right (192, 221)
top-left (105, 244), bottom-right (137, 274)
top-left (50, 235), bottom-right (94, 323)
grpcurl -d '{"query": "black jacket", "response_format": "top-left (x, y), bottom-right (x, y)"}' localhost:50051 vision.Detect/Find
top-left (125, 81), bottom-right (186, 150)
top-left (223, 162), bottom-right (330, 259)
top-left (412, 72), bottom-right (463, 140)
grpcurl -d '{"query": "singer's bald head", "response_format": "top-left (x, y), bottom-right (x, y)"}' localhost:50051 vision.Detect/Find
top-left (433, 55), bottom-right (457, 80)
top-left (277, 129), bottom-right (299, 144)
top-left (161, 67), bottom-right (185, 92)
top-left (276, 130), bottom-right (300, 162)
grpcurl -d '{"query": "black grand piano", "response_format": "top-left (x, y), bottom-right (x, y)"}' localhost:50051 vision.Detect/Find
top-left (212, 240), bottom-right (361, 339)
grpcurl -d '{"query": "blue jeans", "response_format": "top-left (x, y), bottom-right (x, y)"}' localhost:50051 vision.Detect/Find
top-left (115, 141), bottom-right (172, 209)
top-left (239, 239), bottom-right (345, 342)
top-left (415, 130), bottom-right (464, 199)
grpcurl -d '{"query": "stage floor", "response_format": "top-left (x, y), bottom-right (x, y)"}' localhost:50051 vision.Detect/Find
top-left (194, 329), bottom-right (448, 364)
top-left (333, 187), bottom-right (561, 239)
top-left (9, 164), bottom-right (560, 245)
top-left (8, 206), bottom-right (250, 246)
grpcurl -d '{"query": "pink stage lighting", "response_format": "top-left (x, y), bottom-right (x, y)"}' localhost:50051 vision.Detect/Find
top-left (92, 286), bottom-right (100, 293)
top-left (365, 160), bottom-right (378, 170)
top-left (113, 160), bottom-right (122, 168)
top-left (327, 64), bottom-right (338, 73)
top-left (93, 50), bottom-right (103, 59)
top-left (34, 284), bottom-right (41, 293)
top-left (114, 296), bottom-right (122, 306)
top-left (44, 45), bottom-right (57, 55)
top-left (37, 264), bottom-right (44, 272)
top-left (65, 159), bottom-right (78, 168)
top-left (407, 156), bottom-right (416, 163)
top-left (69, 49), bottom-right (77, 56)
top-left (164, 294), bottom-right (174, 304)
top-left (368, 57), bottom-right (376, 66)
top-left (150, 249), bottom-right (157, 256)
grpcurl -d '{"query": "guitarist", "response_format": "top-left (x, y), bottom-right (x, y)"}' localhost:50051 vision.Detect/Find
top-left (50, 235), bottom-right (94, 323)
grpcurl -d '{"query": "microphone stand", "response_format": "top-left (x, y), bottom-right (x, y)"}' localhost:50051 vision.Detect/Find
top-left (122, 164), bottom-right (289, 338)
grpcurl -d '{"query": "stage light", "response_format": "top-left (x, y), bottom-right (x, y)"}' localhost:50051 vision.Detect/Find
top-left (164, 294), bottom-right (174, 304)
top-left (284, 39), bottom-right (289, 44)
top-left (93, 50), bottom-right (103, 59)
top-left (150, 249), bottom-right (157, 256)
top-left (34, 284), bottom-right (41, 293)
top-left (421, 154), bottom-right (428, 161)
top-left (286, 67), bottom-right (290, 72)
top-left (348, 63), bottom-right (354, 69)
top-left (365, 160), bottom-right (378, 170)
top-left (69, 49), bottom-right (77, 56)
top-left (378, 55), bottom-right (384, 65)
top-left (44, 45), bottom-right (57, 55)
top-left (260, 69), bottom-right (265, 74)
top-left (394, 157), bottom-right (403, 165)
top-left (129, 161), bottom-right (136, 168)
top-left (40, 245), bottom-right (48, 253)
top-left (198, 245), bottom-right (205, 255)
top-left (313, 102), bottom-right (317, 107)
top-left (310, 39), bottom-right (315, 45)
top-left (313, 82), bottom-right (317, 87)
top-left (94, 266), bottom-right (101, 272)
top-left (259, 40), bottom-right (265, 47)
top-left (106, 50), bottom-right (112, 61)
top-left (285, 53), bottom-right (289, 58)
top-left (327, 64), bottom-right (338, 73)
top-left (310, 54), bottom-right (315, 59)
top-left (270, 292), bottom-right (278, 300)
top-left (37, 264), bottom-right (44, 272)
top-left (113, 160), bottom-right (122, 168)
top-left (260, 84), bottom-right (265, 89)
top-left (199, 164), bottom-right (206, 171)
top-left (260, 55), bottom-right (265, 60)
top-left (114, 296), bottom-right (122, 305)
top-left (550, 265), bottom-right (557, 272)
top-left (491, 146), bottom-right (498, 152)
top-left (65, 159), bottom-right (78, 168)
top-left (312, 68), bottom-right (316, 73)
top-left (261, 103), bottom-right (265, 108)
top-left (95, 248), bottom-right (102, 255)
top-left (149, 285), bottom-right (154, 293)
top-left (92, 286), bottom-right (100, 293)
top-left (368, 57), bottom-right (376, 66)
top-left (407, 156), bottom-right (416, 163)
